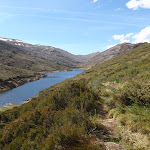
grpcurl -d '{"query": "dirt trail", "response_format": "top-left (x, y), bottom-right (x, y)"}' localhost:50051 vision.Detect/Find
top-left (88, 116), bottom-right (125, 150)
top-left (101, 118), bottom-right (125, 150)
top-left (101, 118), bottom-right (117, 136)
top-left (95, 105), bottom-right (125, 150)
top-left (104, 142), bottom-right (125, 150)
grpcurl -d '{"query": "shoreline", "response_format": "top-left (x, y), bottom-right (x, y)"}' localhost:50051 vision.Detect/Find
top-left (0, 73), bottom-right (46, 93)
top-left (0, 68), bottom-right (83, 110)
top-left (0, 69), bottom-right (71, 94)
top-left (0, 104), bottom-right (20, 112)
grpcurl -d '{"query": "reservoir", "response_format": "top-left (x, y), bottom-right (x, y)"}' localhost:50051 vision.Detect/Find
top-left (0, 69), bottom-right (85, 108)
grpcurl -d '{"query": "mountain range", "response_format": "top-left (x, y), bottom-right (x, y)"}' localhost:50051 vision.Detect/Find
top-left (0, 37), bottom-right (139, 92)
top-left (0, 37), bottom-right (138, 68)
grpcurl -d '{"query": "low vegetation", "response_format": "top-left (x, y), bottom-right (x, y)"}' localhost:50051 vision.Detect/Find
top-left (0, 41), bottom-right (70, 92)
top-left (0, 41), bottom-right (70, 80)
top-left (0, 79), bottom-right (105, 149)
top-left (0, 43), bottom-right (150, 149)
top-left (81, 43), bottom-right (150, 149)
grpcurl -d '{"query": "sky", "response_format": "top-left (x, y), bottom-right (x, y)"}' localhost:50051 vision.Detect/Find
top-left (0, 0), bottom-right (150, 55)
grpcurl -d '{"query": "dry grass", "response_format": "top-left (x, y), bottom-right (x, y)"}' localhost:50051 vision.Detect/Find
top-left (0, 105), bottom-right (20, 112)
top-left (119, 127), bottom-right (150, 149)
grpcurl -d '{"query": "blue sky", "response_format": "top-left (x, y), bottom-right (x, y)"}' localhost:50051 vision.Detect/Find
top-left (0, 0), bottom-right (150, 54)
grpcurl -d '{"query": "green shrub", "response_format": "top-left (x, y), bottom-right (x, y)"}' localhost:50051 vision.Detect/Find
top-left (114, 81), bottom-right (150, 106)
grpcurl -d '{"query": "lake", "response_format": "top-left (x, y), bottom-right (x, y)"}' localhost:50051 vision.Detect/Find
top-left (0, 69), bottom-right (85, 108)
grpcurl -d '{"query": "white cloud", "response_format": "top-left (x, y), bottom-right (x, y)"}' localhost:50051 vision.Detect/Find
top-left (113, 34), bottom-right (124, 41)
top-left (126, 0), bottom-right (150, 10)
top-left (113, 33), bottom-right (133, 43)
top-left (106, 44), bottom-right (116, 49)
top-left (91, 0), bottom-right (98, 3)
top-left (120, 39), bottom-right (130, 43)
top-left (133, 26), bottom-right (150, 43)
top-left (112, 26), bottom-right (150, 44)
top-left (108, 27), bottom-right (150, 50)
top-left (126, 33), bottom-right (134, 38)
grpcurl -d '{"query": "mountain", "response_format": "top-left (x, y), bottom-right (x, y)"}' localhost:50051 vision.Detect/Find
top-left (0, 42), bottom-right (149, 149)
top-left (0, 39), bottom-right (71, 92)
top-left (0, 38), bottom-right (99, 67)
top-left (0, 38), bottom-right (136, 67)
top-left (0, 37), bottom-right (139, 93)
top-left (0, 38), bottom-right (100, 92)
top-left (0, 40), bottom-right (70, 73)
top-left (85, 43), bottom-right (135, 66)
top-left (0, 37), bottom-right (135, 93)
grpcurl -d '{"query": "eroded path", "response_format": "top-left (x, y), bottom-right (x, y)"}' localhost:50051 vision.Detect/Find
top-left (101, 118), bottom-right (125, 150)
top-left (90, 104), bottom-right (126, 150)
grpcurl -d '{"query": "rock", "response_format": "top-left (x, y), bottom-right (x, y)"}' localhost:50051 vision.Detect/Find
top-left (104, 142), bottom-right (125, 150)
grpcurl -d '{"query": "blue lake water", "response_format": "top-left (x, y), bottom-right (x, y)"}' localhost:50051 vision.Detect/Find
top-left (0, 69), bottom-right (85, 108)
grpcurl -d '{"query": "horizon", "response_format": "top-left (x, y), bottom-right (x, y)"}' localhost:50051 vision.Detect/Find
top-left (0, 0), bottom-right (150, 55)
top-left (0, 36), bottom-right (118, 55)
top-left (0, 36), bottom-right (138, 56)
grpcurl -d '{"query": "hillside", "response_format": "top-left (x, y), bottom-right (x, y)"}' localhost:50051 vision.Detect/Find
top-left (0, 38), bottom-right (99, 67)
top-left (0, 38), bottom-right (137, 93)
top-left (0, 38), bottom-right (135, 68)
top-left (85, 43), bottom-right (135, 66)
top-left (0, 40), bottom-right (72, 92)
top-left (0, 42), bottom-right (149, 149)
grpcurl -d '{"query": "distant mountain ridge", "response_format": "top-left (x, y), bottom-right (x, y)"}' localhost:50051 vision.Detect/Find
top-left (85, 43), bottom-right (135, 66)
top-left (0, 37), bottom-right (136, 67)
top-left (0, 37), bottom-right (138, 92)
top-left (0, 38), bottom-right (99, 67)
top-left (0, 39), bottom-right (73, 92)
top-left (0, 40), bottom-right (69, 74)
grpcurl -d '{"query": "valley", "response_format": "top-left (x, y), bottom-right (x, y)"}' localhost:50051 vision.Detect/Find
top-left (0, 69), bottom-right (85, 108)
top-left (0, 38), bottom-right (136, 93)
top-left (0, 41), bottom-right (149, 149)
top-left (1, 0), bottom-right (150, 149)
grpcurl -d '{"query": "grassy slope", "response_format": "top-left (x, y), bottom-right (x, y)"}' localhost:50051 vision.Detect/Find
top-left (0, 42), bottom-right (70, 81)
top-left (80, 43), bottom-right (150, 149)
top-left (0, 43), bottom-right (150, 149)
top-left (0, 42), bottom-right (71, 92)
top-left (0, 64), bottom-right (35, 80)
